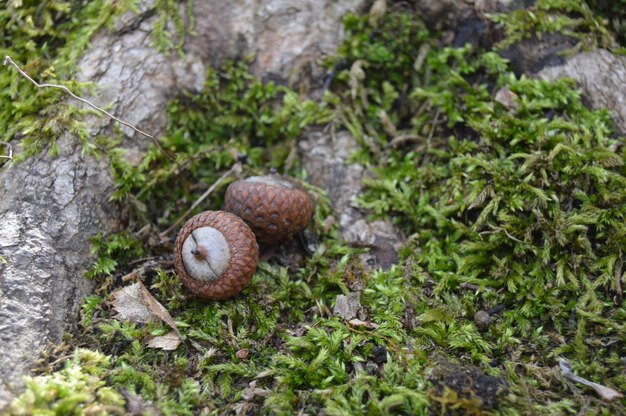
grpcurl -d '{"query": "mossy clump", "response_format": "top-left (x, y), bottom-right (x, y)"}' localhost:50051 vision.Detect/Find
top-left (0, 0), bottom-right (135, 160)
top-left (360, 48), bottom-right (626, 335)
top-left (333, 6), bottom-right (626, 415)
top-left (489, 0), bottom-right (616, 51)
top-left (9, 349), bottom-right (125, 415)
top-left (0, 0), bottom-right (193, 162)
top-left (587, 0), bottom-right (626, 45)
top-left (8, 1), bottom-right (626, 415)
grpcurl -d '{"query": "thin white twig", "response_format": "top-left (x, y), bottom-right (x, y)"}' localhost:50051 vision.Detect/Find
top-left (159, 163), bottom-right (242, 237)
top-left (3, 55), bottom-right (173, 161)
top-left (560, 358), bottom-right (623, 401)
top-left (0, 141), bottom-right (13, 160)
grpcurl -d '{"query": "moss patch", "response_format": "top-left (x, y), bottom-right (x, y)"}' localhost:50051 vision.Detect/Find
top-left (489, 0), bottom-right (617, 51)
top-left (7, 1), bottom-right (626, 415)
top-left (9, 350), bottom-right (125, 415)
top-left (0, 0), bottom-right (193, 162)
top-left (0, 0), bottom-right (135, 161)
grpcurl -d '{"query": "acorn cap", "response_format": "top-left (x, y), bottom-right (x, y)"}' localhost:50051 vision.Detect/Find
top-left (174, 210), bottom-right (259, 300)
top-left (223, 175), bottom-right (314, 243)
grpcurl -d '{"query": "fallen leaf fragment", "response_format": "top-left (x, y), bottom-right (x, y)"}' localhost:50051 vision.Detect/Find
top-left (560, 358), bottom-right (624, 401)
top-left (348, 318), bottom-right (380, 330)
top-left (494, 87), bottom-right (520, 110)
top-left (236, 348), bottom-right (250, 359)
top-left (147, 331), bottom-right (181, 351)
top-left (111, 282), bottom-right (182, 339)
top-left (242, 380), bottom-right (271, 401)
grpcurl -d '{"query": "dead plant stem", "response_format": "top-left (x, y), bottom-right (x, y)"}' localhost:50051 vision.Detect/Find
top-left (159, 162), bottom-right (242, 237)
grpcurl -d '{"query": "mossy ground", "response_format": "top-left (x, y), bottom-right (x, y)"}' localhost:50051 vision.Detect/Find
top-left (3, 0), bottom-right (626, 415)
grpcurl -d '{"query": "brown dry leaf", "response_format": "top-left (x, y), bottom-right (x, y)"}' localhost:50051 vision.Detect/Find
top-left (147, 332), bottom-right (181, 351)
top-left (111, 282), bottom-right (182, 339)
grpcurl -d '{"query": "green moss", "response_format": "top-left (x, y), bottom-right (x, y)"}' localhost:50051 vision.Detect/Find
top-left (489, 0), bottom-right (616, 51)
top-left (0, 0), bottom-right (136, 161)
top-left (332, 7), bottom-right (626, 415)
top-left (10, 2), bottom-right (626, 415)
top-left (152, 0), bottom-right (194, 55)
top-left (87, 232), bottom-right (145, 279)
top-left (9, 349), bottom-right (125, 415)
top-left (0, 0), bottom-right (194, 162)
top-left (587, 0), bottom-right (626, 46)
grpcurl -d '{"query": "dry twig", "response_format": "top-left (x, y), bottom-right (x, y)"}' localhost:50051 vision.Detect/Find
top-left (3, 55), bottom-right (173, 161)
top-left (389, 134), bottom-right (423, 148)
top-left (0, 141), bottom-right (13, 160)
top-left (159, 162), bottom-right (242, 237)
top-left (121, 258), bottom-right (173, 282)
top-left (560, 358), bottom-right (624, 401)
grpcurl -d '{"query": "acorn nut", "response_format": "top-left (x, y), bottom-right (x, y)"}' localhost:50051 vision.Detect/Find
top-left (174, 210), bottom-right (259, 300)
top-left (223, 175), bottom-right (314, 243)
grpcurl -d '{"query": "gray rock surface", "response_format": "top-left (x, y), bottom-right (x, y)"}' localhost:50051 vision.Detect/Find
top-left (333, 291), bottom-right (363, 321)
top-left (188, 0), bottom-right (367, 85)
top-left (300, 130), bottom-right (404, 269)
top-left (539, 49), bottom-right (626, 135)
top-left (500, 33), bottom-right (577, 75)
top-left (0, 0), bottom-right (366, 408)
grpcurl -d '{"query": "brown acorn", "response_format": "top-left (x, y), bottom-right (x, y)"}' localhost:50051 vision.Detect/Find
top-left (174, 210), bottom-right (259, 299)
top-left (223, 175), bottom-right (314, 243)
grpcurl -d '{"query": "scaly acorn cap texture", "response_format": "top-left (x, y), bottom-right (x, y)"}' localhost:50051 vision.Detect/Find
top-left (223, 175), bottom-right (314, 243)
top-left (174, 210), bottom-right (259, 300)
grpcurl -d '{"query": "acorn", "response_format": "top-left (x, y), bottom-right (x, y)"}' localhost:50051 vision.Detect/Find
top-left (174, 211), bottom-right (259, 299)
top-left (223, 175), bottom-right (314, 243)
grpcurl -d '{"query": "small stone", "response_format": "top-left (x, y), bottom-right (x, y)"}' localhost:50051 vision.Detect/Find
top-left (494, 87), bottom-right (519, 110)
top-left (365, 361), bottom-right (380, 375)
top-left (371, 345), bottom-right (388, 365)
top-left (474, 310), bottom-right (491, 331)
top-left (333, 292), bottom-right (362, 321)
